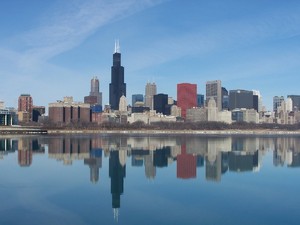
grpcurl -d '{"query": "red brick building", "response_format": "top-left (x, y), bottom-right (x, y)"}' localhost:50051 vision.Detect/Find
top-left (18, 94), bottom-right (33, 122)
top-left (177, 83), bottom-right (197, 119)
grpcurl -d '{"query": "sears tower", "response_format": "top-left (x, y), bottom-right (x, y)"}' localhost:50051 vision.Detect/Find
top-left (109, 40), bottom-right (126, 110)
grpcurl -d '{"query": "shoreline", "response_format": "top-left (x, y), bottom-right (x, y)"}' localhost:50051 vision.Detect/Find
top-left (47, 129), bottom-right (300, 136)
top-left (2, 126), bottom-right (300, 136)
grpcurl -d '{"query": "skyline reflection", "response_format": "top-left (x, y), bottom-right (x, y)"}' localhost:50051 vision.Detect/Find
top-left (1, 135), bottom-right (300, 219)
top-left (1, 135), bottom-right (300, 177)
top-left (1, 135), bottom-right (299, 224)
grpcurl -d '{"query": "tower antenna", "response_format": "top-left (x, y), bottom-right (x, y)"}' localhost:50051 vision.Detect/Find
top-left (114, 39), bottom-right (120, 53)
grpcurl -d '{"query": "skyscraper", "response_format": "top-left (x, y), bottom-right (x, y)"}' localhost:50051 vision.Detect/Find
top-left (153, 93), bottom-right (168, 115)
top-left (145, 82), bottom-right (157, 110)
top-left (229, 90), bottom-right (257, 111)
top-left (119, 95), bottom-right (127, 112)
top-left (206, 80), bottom-right (222, 111)
top-left (177, 83), bottom-right (197, 119)
top-left (85, 76), bottom-right (102, 106)
top-left (109, 40), bottom-right (126, 110)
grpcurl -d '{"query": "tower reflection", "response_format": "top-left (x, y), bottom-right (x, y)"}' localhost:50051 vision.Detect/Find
top-left (109, 150), bottom-right (126, 221)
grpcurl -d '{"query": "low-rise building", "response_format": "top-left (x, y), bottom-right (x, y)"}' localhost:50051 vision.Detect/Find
top-left (232, 108), bottom-right (259, 123)
top-left (0, 109), bottom-right (13, 126)
top-left (49, 97), bottom-right (91, 124)
top-left (128, 111), bottom-right (176, 124)
top-left (186, 107), bottom-right (207, 122)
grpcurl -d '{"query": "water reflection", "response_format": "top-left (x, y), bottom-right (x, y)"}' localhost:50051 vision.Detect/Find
top-left (1, 135), bottom-right (300, 174)
top-left (1, 135), bottom-right (300, 221)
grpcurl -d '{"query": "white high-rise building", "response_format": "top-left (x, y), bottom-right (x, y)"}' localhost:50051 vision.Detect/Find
top-left (207, 98), bottom-right (218, 121)
top-left (145, 82), bottom-right (157, 110)
top-left (119, 95), bottom-right (127, 112)
top-left (286, 97), bottom-right (293, 112)
top-left (206, 80), bottom-right (222, 111)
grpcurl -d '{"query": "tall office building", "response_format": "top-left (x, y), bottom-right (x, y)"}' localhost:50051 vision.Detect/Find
top-left (286, 97), bottom-right (293, 112)
top-left (119, 95), bottom-right (127, 112)
top-left (229, 90), bottom-right (258, 111)
top-left (109, 40), bottom-right (126, 110)
top-left (206, 80), bottom-right (222, 111)
top-left (84, 76), bottom-right (102, 106)
top-left (153, 94), bottom-right (168, 115)
top-left (287, 95), bottom-right (300, 111)
top-left (177, 83), bottom-right (197, 119)
top-left (273, 96), bottom-right (285, 112)
top-left (145, 82), bottom-right (157, 110)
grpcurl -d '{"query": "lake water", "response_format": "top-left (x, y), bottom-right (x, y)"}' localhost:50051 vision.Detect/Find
top-left (0, 134), bottom-right (299, 225)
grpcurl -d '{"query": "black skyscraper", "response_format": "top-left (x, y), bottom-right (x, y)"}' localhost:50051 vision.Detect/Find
top-left (109, 40), bottom-right (126, 110)
top-left (153, 93), bottom-right (168, 115)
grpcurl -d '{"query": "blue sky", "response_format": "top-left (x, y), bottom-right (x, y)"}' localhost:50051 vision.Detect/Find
top-left (0, 0), bottom-right (300, 111)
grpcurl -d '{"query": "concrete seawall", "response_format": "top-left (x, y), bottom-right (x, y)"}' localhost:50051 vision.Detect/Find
top-left (2, 126), bottom-right (300, 136)
top-left (46, 129), bottom-right (300, 136)
top-left (0, 126), bottom-right (47, 135)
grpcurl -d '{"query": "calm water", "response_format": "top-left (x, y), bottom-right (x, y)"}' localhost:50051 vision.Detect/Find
top-left (0, 134), bottom-right (299, 225)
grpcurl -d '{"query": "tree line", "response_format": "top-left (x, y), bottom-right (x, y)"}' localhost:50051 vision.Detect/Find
top-left (37, 120), bottom-right (300, 131)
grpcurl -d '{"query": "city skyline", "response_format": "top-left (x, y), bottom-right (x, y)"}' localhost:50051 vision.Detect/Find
top-left (1, 0), bottom-right (300, 110)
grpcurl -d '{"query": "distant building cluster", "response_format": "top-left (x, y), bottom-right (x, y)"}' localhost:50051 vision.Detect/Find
top-left (1, 40), bottom-right (300, 126)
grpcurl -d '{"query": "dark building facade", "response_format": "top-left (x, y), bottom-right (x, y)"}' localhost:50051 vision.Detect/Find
top-left (222, 87), bottom-right (229, 110)
top-left (109, 41), bottom-right (126, 110)
top-left (197, 94), bottom-right (205, 107)
top-left (153, 94), bottom-right (168, 115)
top-left (32, 106), bottom-right (45, 122)
top-left (229, 90), bottom-right (258, 111)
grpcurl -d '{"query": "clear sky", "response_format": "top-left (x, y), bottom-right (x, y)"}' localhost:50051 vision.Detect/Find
top-left (1, 0), bottom-right (300, 111)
